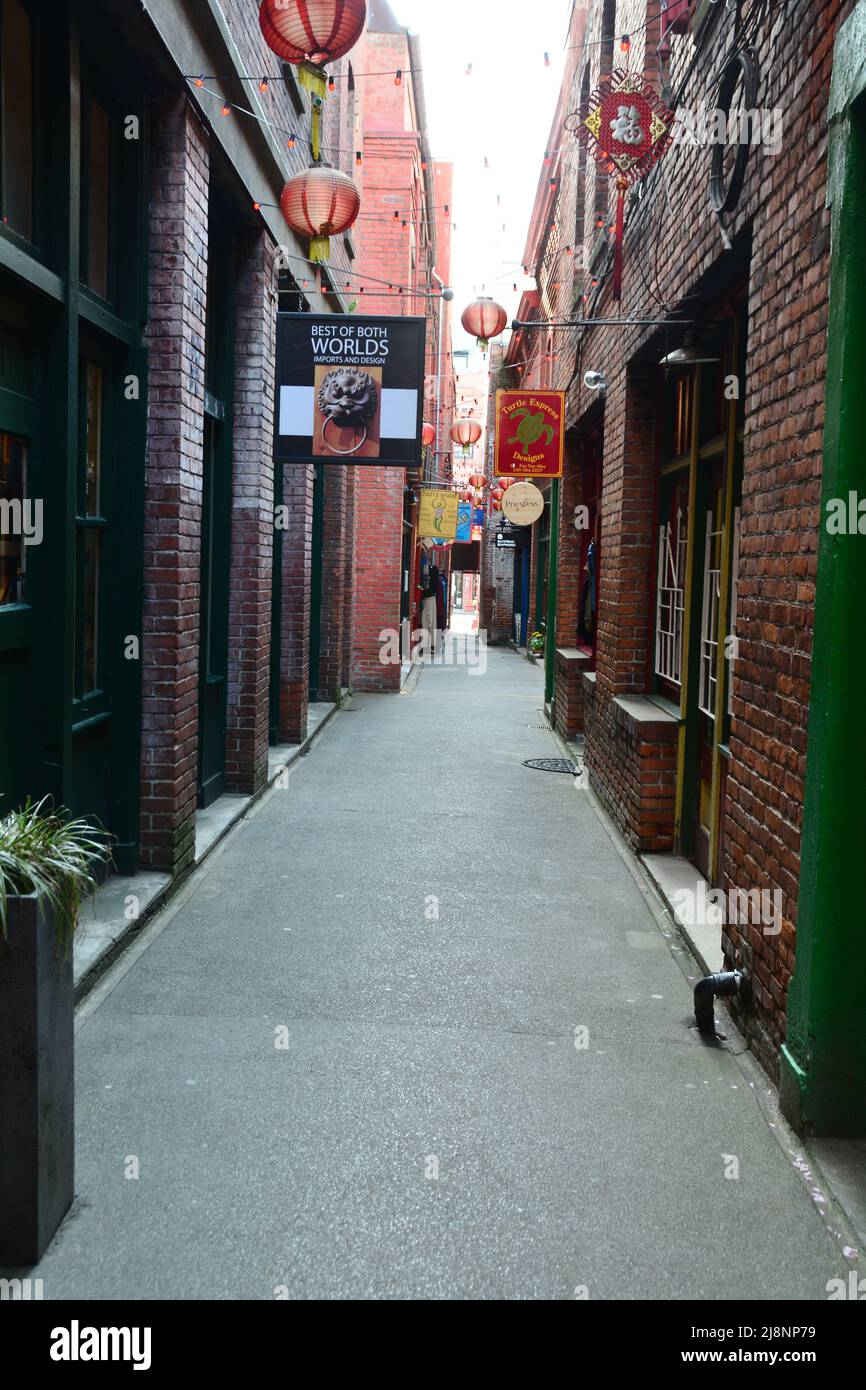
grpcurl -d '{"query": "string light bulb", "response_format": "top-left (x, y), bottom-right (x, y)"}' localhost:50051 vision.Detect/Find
top-left (620, 34), bottom-right (631, 54)
top-left (259, 77), bottom-right (269, 93)
top-left (221, 101), bottom-right (231, 116)
top-left (356, 150), bottom-right (362, 166)
top-left (287, 134), bottom-right (296, 149)
top-left (544, 51), bottom-right (550, 67)
top-left (394, 69), bottom-right (403, 86)
top-left (194, 75), bottom-right (205, 88)
top-left (328, 75), bottom-right (335, 93)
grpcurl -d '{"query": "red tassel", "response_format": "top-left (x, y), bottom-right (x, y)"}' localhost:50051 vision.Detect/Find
top-left (613, 180), bottom-right (627, 301)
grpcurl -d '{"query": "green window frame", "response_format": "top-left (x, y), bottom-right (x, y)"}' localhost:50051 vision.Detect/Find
top-left (0, 0), bottom-right (35, 244)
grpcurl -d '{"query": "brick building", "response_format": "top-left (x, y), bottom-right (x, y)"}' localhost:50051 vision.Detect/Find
top-left (498, 0), bottom-right (866, 1133)
top-left (347, 0), bottom-right (455, 687)
top-left (0, 1), bottom-right (449, 890)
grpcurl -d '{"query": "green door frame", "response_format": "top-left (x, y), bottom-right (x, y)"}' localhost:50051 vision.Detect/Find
top-left (780, 1), bottom-right (866, 1136)
top-left (0, 8), bottom-right (147, 872)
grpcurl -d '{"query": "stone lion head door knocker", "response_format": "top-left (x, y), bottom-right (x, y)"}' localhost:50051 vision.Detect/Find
top-left (317, 368), bottom-right (378, 456)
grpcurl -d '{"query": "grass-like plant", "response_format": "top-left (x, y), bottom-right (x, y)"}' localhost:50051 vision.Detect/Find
top-left (0, 798), bottom-right (111, 951)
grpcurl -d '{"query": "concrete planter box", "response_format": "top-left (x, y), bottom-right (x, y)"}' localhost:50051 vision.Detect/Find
top-left (0, 895), bottom-right (74, 1264)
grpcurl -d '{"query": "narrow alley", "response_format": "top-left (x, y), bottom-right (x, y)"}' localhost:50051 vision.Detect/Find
top-left (30, 650), bottom-right (850, 1301)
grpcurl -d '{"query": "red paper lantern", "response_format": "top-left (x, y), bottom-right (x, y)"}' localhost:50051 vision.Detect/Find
top-left (259, 0), bottom-right (367, 66)
top-left (497, 477), bottom-right (515, 491)
top-left (460, 488), bottom-right (473, 502)
top-left (467, 473), bottom-right (488, 489)
top-left (461, 296), bottom-right (508, 351)
top-left (280, 164), bottom-right (360, 262)
top-left (451, 419), bottom-right (482, 448)
top-left (491, 487), bottom-right (504, 502)
top-left (421, 422), bottom-right (436, 448)
top-left (492, 498), bottom-right (502, 511)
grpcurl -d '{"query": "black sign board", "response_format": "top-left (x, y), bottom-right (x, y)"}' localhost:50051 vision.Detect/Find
top-left (275, 313), bottom-right (427, 466)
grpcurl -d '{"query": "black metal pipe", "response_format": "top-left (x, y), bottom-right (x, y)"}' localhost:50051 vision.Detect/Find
top-left (694, 970), bottom-right (746, 1036)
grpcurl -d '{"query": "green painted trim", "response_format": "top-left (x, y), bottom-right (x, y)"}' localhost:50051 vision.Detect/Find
top-left (77, 290), bottom-right (137, 347)
top-left (0, 605), bottom-right (31, 652)
top-left (781, 0), bottom-right (866, 1136)
top-left (0, 231), bottom-right (65, 304)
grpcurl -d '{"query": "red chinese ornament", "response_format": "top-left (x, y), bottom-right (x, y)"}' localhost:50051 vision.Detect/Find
top-left (461, 297), bottom-right (508, 353)
top-left (259, 0), bottom-right (366, 65)
top-left (280, 164), bottom-right (360, 262)
top-left (451, 420), bottom-right (482, 448)
top-left (467, 472), bottom-right (488, 489)
top-left (568, 69), bottom-right (675, 300)
top-left (421, 422), bottom-right (436, 448)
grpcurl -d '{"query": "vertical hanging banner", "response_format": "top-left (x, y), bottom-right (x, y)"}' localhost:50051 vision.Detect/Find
top-left (276, 313), bottom-right (427, 465)
top-left (494, 391), bottom-right (566, 478)
top-left (419, 489), bottom-right (458, 539)
top-left (456, 502), bottom-right (472, 542)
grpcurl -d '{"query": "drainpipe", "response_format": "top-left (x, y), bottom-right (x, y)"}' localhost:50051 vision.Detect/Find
top-left (694, 970), bottom-right (748, 1037)
top-left (431, 269), bottom-right (453, 483)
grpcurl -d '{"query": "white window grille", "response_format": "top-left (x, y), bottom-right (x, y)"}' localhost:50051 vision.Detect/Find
top-left (698, 509), bottom-right (723, 719)
top-left (728, 506), bottom-right (741, 717)
top-left (655, 507), bottom-right (688, 686)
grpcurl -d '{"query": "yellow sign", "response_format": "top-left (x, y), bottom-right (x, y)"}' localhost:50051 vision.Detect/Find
top-left (419, 489), bottom-right (458, 539)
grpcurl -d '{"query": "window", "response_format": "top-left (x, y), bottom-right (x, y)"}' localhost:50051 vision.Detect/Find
top-left (655, 477), bottom-right (688, 690)
top-left (84, 96), bottom-right (111, 297)
top-left (698, 505), bottom-right (723, 718)
top-left (0, 0), bottom-right (34, 240)
top-left (75, 362), bottom-right (104, 695)
top-left (0, 430), bottom-right (27, 604)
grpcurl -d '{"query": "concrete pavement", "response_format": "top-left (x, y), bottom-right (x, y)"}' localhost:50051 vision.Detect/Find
top-left (19, 646), bottom-right (857, 1299)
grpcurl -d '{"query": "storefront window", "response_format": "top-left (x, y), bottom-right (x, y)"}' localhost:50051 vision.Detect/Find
top-left (0, 430), bottom-right (27, 604)
top-left (75, 361), bottom-right (103, 695)
top-left (84, 96), bottom-right (111, 298)
top-left (1, 0), bottom-right (34, 240)
top-left (655, 475), bottom-right (689, 693)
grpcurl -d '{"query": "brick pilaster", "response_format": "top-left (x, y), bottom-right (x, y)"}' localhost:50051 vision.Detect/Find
top-left (595, 367), bottom-right (656, 697)
top-left (225, 229), bottom-right (277, 794)
top-left (341, 465), bottom-right (358, 687)
top-left (277, 463), bottom-right (314, 741)
top-left (140, 97), bottom-right (209, 873)
top-left (351, 466), bottom-right (403, 692)
top-left (318, 462), bottom-right (348, 701)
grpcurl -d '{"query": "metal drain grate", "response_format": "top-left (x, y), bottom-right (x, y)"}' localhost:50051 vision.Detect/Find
top-left (523, 757), bottom-right (577, 775)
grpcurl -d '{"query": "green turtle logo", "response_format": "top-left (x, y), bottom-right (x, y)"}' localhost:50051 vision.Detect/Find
top-left (508, 408), bottom-right (555, 459)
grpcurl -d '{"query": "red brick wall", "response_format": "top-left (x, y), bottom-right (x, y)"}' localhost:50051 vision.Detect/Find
top-left (318, 463), bottom-right (349, 701)
top-left (140, 96), bottom-right (209, 873)
top-left (277, 463), bottom-right (315, 740)
top-left (225, 229), bottom-right (278, 795)
top-left (351, 467), bottom-right (404, 691)
top-left (520, 0), bottom-right (854, 1075)
top-left (349, 28), bottom-right (436, 687)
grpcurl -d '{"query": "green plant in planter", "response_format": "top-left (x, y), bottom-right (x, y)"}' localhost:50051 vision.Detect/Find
top-left (0, 797), bottom-right (111, 951)
top-left (528, 630), bottom-right (545, 654)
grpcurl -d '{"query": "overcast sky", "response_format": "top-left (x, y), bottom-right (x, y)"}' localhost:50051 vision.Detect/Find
top-left (392, 0), bottom-right (569, 366)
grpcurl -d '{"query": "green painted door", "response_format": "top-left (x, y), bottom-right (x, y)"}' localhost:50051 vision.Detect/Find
top-left (0, 308), bottom-right (38, 814)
